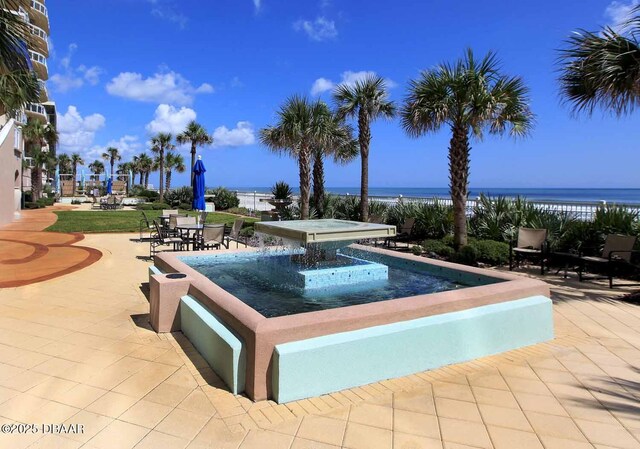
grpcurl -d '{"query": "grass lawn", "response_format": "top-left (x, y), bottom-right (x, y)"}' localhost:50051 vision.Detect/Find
top-left (46, 210), bottom-right (257, 233)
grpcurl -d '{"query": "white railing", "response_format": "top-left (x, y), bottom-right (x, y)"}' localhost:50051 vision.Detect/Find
top-left (29, 24), bottom-right (48, 51)
top-left (28, 49), bottom-right (47, 67)
top-left (31, 0), bottom-right (48, 17)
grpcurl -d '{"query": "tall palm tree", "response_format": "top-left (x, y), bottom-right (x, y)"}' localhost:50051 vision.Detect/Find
top-left (102, 147), bottom-right (121, 179)
top-left (28, 148), bottom-right (51, 201)
top-left (137, 153), bottom-right (153, 189)
top-left (0, 0), bottom-right (40, 117)
top-left (176, 121), bottom-right (213, 184)
top-left (260, 96), bottom-right (328, 219)
top-left (401, 49), bottom-right (534, 248)
top-left (558, 6), bottom-right (640, 116)
top-left (164, 152), bottom-right (186, 191)
top-left (70, 153), bottom-right (84, 196)
top-left (23, 119), bottom-right (56, 200)
top-left (57, 154), bottom-right (71, 174)
top-left (150, 133), bottom-right (174, 199)
top-left (88, 160), bottom-right (104, 181)
top-left (334, 75), bottom-right (395, 222)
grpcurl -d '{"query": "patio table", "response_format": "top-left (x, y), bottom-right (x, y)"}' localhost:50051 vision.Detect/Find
top-left (549, 251), bottom-right (580, 278)
top-left (176, 224), bottom-right (204, 251)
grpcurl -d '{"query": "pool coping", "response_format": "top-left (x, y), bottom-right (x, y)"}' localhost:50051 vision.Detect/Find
top-left (154, 244), bottom-right (550, 401)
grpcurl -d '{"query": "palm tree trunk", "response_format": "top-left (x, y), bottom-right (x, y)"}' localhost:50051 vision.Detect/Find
top-left (31, 168), bottom-right (40, 201)
top-left (299, 145), bottom-right (311, 220)
top-left (72, 166), bottom-right (76, 196)
top-left (312, 150), bottom-right (325, 218)
top-left (358, 110), bottom-right (371, 222)
top-left (110, 161), bottom-right (114, 179)
top-left (139, 172), bottom-right (143, 185)
top-left (449, 125), bottom-right (470, 248)
top-left (190, 143), bottom-right (196, 186)
top-left (166, 170), bottom-right (172, 191)
top-left (144, 172), bottom-right (149, 189)
top-left (159, 149), bottom-right (165, 200)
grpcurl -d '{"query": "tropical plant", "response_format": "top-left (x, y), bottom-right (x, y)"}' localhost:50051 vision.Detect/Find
top-left (150, 133), bottom-right (174, 199)
top-left (27, 148), bottom-right (51, 201)
top-left (101, 147), bottom-right (121, 179)
top-left (164, 186), bottom-right (193, 207)
top-left (176, 121), bottom-right (213, 184)
top-left (558, 6), bottom-right (640, 116)
top-left (23, 119), bottom-right (57, 200)
top-left (164, 152), bottom-right (186, 191)
top-left (271, 181), bottom-right (293, 200)
top-left (207, 187), bottom-right (239, 210)
top-left (0, 0), bottom-right (40, 117)
top-left (70, 153), bottom-right (84, 196)
top-left (136, 153), bottom-right (153, 189)
top-left (88, 160), bottom-right (104, 181)
top-left (401, 49), bottom-right (534, 248)
top-left (57, 154), bottom-right (71, 174)
top-left (334, 75), bottom-right (395, 222)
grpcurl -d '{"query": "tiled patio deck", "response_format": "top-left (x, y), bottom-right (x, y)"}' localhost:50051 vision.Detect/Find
top-left (0, 219), bottom-right (639, 448)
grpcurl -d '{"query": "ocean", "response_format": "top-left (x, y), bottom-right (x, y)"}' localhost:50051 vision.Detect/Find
top-left (229, 187), bottom-right (640, 204)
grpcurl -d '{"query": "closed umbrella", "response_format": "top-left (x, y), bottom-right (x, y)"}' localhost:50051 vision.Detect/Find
top-left (128, 169), bottom-right (133, 191)
top-left (106, 176), bottom-right (113, 195)
top-left (192, 155), bottom-right (206, 211)
top-left (80, 170), bottom-right (85, 192)
top-left (55, 166), bottom-right (60, 195)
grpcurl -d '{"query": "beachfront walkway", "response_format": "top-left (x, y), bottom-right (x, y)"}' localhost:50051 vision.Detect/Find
top-left (0, 214), bottom-right (639, 448)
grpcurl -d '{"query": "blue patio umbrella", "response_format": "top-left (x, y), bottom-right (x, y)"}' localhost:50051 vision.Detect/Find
top-left (192, 156), bottom-right (206, 211)
top-left (106, 176), bottom-right (113, 195)
top-left (128, 169), bottom-right (134, 191)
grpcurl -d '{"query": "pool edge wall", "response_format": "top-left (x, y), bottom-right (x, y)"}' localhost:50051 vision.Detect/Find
top-left (272, 295), bottom-right (553, 403)
top-left (154, 244), bottom-right (552, 402)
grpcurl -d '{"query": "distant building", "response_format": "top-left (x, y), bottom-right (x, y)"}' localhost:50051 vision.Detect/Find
top-left (0, 0), bottom-right (55, 225)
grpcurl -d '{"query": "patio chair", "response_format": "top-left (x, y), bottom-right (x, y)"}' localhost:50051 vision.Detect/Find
top-left (199, 211), bottom-right (208, 224)
top-left (509, 227), bottom-right (548, 275)
top-left (225, 219), bottom-right (245, 248)
top-left (149, 220), bottom-right (184, 258)
top-left (386, 217), bottom-right (416, 248)
top-left (139, 210), bottom-right (155, 241)
top-left (578, 234), bottom-right (638, 288)
top-left (198, 224), bottom-right (227, 250)
top-left (167, 213), bottom-right (187, 236)
top-left (91, 196), bottom-right (102, 210)
top-left (162, 209), bottom-right (179, 216)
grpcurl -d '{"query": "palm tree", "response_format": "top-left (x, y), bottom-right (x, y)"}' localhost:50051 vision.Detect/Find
top-left (57, 154), bottom-right (71, 174)
top-left (28, 148), bottom-right (51, 201)
top-left (70, 153), bottom-right (84, 196)
top-left (137, 153), bottom-right (153, 189)
top-left (150, 133), bottom-right (174, 199)
top-left (164, 152), bottom-right (186, 191)
top-left (260, 96), bottom-right (327, 219)
top-left (101, 147), bottom-right (121, 179)
top-left (558, 6), bottom-right (640, 116)
top-left (334, 75), bottom-right (395, 222)
top-left (0, 0), bottom-right (40, 117)
top-left (88, 160), bottom-right (104, 181)
top-left (23, 119), bottom-right (56, 200)
top-left (176, 121), bottom-right (213, 184)
top-left (401, 49), bottom-right (534, 248)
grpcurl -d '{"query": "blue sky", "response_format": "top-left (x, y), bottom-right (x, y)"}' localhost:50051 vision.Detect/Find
top-left (50, 0), bottom-right (639, 189)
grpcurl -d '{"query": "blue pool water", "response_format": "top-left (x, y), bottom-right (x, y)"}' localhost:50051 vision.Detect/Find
top-left (180, 250), bottom-right (497, 318)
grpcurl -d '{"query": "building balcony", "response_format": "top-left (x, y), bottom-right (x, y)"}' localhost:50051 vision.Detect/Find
top-left (29, 23), bottom-right (49, 57)
top-left (28, 49), bottom-right (47, 80)
top-left (29, 0), bottom-right (49, 34)
top-left (25, 102), bottom-right (46, 121)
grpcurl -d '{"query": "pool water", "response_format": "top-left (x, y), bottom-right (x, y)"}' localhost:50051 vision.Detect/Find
top-left (181, 250), bottom-right (477, 318)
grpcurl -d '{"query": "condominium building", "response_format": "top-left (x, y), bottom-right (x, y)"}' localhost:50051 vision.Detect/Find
top-left (0, 0), bottom-right (56, 225)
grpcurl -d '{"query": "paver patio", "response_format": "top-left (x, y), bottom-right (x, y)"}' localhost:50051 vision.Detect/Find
top-left (1, 210), bottom-right (640, 449)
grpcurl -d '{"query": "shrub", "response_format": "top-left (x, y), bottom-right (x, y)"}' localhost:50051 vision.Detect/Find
top-left (71, 199), bottom-right (82, 205)
top-left (226, 207), bottom-right (250, 215)
top-left (454, 244), bottom-right (479, 266)
top-left (136, 202), bottom-right (170, 211)
top-left (239, 226), bottom-right (254, 238)
top-left (271, 181), bottom-right (293, 200)
top-left (422, 239), bottom-right (455, 259)
top-left (138, 189), bottom-right (159, 202)
top-left (208, 187), bottom-right (240, 210)
top-left (164, 187), bottom-right (193, 207)
top-left (473, 239), bottom-right (509, 266)
top-left (24, 202), bottom-right (42, 209)
top-left (36, 197), bottom-right (54, 207)
top-left (386, 200), bottom-right (452, 240)
top-left (411, 245), bottom-right (424, 256)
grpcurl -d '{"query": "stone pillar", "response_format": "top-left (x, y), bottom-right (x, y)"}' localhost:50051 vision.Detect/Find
top-left (149, 273), bottom-right (192, 332)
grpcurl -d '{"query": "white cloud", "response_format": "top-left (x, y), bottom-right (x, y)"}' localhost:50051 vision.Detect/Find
top-left (146, 104), bottom-right (196, 134)
top-left (106, 70), bottom-right (213, 105)
top-left (605, 1), bottom-right (639, 29)
top-left (253, 0), bottom-right (261, 12)
top-left (57, 106), bottom-right (106, 153)
top-left (85, 135), bottom-right (142, 161)
top-left (212, 121), bottom-right (255, 147)
top-left (50, 44), bottom-right (103, 93)
top-left (293, 16), bottom-right (337, 41)
top-left (310, 70), bottom-right (396, 95)
top-left (149, 0), bottom-right (187, 28)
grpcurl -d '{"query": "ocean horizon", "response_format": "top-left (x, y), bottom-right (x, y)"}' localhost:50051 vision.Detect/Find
top-left (227, 187), bottom-right (640, 204)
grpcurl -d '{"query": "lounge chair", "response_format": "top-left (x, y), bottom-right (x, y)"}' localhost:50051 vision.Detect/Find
top-left (149, 221), bottom-right (184, 258)
top-left (225, 219), bottom-right (244, 248)
top-left (386, 217), bottom-right (416, 248)
top-left (509, 227), bottom-right (548, 275)
top-left (579, 234), bottom-right (638, 288)
top-left (198, 224), bottom-right (227, 250)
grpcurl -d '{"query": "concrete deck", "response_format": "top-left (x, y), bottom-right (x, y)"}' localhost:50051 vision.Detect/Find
top-left (0, 208), bottom-right (639, 448)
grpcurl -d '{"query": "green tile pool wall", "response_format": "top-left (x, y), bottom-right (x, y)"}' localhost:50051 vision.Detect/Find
top-left (180, 295), bottom-right (246, 394)
top-left (272, 295), bottom-right (553, 403)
